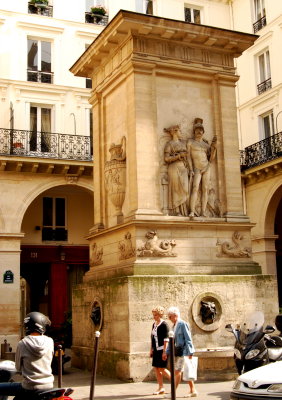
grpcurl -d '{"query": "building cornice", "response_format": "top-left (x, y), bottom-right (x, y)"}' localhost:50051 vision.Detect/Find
top-left (242, 158), bottom-right (282, 186)
top-left (0, 156), bottom-right (93, 177)
top-left (70, 10), bottom-right (258, 78)
top-left (17, 21), bottom-right (64, 35)
top-left (238, 82), bottom-right (282, 112)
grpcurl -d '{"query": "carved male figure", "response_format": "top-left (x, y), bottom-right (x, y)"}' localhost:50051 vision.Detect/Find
top-left (187, 118), bottom-right (217, 217)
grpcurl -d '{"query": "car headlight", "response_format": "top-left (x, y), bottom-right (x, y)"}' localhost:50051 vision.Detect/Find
top-left (268, 384), bottom-right (282, 393)
top-left (234, 349), bottom-right (241, 359)
top-left (233, 380), bottom-right (242, 390)
top-left (245, 349), bottom-right (260, 359)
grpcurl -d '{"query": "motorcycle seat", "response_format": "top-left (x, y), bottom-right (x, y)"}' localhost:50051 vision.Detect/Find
top-left (38, 388), bottom-right (66, 399)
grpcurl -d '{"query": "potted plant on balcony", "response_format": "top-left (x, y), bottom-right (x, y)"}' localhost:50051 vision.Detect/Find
top-left (90, 6), bottom-right (107, 23)
top-left (30, 0), bottom-right (49, 7)
top-left (90, 6), bottom-right (106, 15)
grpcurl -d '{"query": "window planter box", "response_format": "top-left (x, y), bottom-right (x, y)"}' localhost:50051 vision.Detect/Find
top-left (85, 12), bottom-right (108, 26)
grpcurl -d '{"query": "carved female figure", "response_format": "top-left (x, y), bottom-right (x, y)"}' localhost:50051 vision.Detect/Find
top-left (164, 125), bottom-right (189, 216)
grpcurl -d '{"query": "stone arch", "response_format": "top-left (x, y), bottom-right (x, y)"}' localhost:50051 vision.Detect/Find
top-left (15, 178), bottom-right (93, 232)
top-left (263, 182), bottom-right (282, 236)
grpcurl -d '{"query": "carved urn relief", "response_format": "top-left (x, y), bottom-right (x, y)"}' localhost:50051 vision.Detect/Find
top-left (105, 136), bottom-right (126, 217)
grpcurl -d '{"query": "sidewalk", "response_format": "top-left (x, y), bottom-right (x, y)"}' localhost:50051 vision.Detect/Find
top-left (56, 367), bottom-right (234, 400)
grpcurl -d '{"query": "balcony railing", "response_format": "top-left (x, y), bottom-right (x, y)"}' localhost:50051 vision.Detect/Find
top-left (240, 131), bottom-right (282, 170)
top-left (85, 12), bottom-right (109, 26)
top-left (253, 15), bottom-right (267, 33)
top-left (257, 77), bottom-right (272, 95)
top-left (0, 128), bottom-right (92, 161)
top-left (27, 70), bottom-right (54, 84)
top-left (28, 2), bottom-right (53, 17)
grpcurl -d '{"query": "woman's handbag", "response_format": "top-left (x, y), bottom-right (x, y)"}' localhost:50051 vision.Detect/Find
top-left (174, 346), bottom-right (183, 357)
top-left (183, 356), bottom-right (198, 381)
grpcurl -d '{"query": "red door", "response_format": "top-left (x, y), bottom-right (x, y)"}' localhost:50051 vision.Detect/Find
top-left (49, 263), bottom-right (68, 328)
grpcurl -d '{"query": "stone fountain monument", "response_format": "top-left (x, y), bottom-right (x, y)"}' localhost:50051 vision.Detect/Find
top-left (70, 11), bottom-right (278, 380)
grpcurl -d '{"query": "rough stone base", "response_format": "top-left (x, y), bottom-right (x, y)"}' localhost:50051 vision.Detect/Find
top-left (72, 273), bottom-right (278, 381)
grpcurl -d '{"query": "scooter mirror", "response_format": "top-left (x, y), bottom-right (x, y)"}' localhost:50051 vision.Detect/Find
top-left (264, 325), bottom-right (275, 333)
top-left (225, 324), bottom-right (234, 332)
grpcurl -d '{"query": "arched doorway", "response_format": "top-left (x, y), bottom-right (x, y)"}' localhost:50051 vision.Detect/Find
top-left (275, 197), bottom-right (282, 309)
top-left (20, 184), bottom-right (93, 343)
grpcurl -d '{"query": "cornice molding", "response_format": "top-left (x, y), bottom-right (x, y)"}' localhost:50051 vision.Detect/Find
top-left (70, 10), bottom-right (257, 78)
top-left (17, 21), bottom-right (64, 35)
top-left (242, 158), bottom-right (282, 186)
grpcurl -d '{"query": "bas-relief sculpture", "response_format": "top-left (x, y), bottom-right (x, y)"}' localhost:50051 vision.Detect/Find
top-left (90, 242), bottom-right (103, 266)
top-left (137, 231), bottom-right (177, 257)
top-left (118, 232), bottom-right (136, 260)
top-left (163, 118), bottom-right (219, 218)
top-left (216, 231), bottom-right (251, 258)
top-left (200, 300), bottom-right (217, 325)
top-left (105, 136), bottom-right (126, 217)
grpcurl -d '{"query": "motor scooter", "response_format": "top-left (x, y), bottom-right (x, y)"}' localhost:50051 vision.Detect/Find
top-left (225, 311), bottom-right (275, 374)
top-left (264, 314), bottom-right (282, 362)
top-left (0, 360), bottom-right (73, 400)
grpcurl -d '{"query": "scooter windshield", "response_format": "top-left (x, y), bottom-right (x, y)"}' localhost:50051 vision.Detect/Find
top-left (239, 311), bottom-right (265, 343)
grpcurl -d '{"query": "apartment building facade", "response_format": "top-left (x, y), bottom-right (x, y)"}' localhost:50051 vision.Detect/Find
top-left (0, 0), bottom-right (281, 353)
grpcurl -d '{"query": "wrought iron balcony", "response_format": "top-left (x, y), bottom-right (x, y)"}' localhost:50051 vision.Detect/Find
top-left (28, 2), bottom-right (53, 17)
top-left (85, 12), bottom-right (108, 26)
top-left (27, 69), bottom-right (53, 84)
top-left (257, 77), bottom-right (272, 95)
top-left (241, 131), bottom-right (282, 170)
top-left (253, 15), bottom-right (267, 33)
top-left (0, 128), bottom-right (92, 161)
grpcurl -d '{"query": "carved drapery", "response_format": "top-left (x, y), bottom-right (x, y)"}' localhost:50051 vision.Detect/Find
top-left (162, 119), bottom-right (220, 219)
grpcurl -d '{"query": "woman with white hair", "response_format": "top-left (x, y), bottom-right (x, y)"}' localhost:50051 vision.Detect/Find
top-left (166, 306), bottom-right (197, 397)
top-left (150, 306), bottom-right (170, 394)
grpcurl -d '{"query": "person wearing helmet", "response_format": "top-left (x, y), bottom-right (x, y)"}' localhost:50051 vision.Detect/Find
top-left (0, 311), bottom-right (54, 399)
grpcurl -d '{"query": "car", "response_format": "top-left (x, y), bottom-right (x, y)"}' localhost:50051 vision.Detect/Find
top-left (231, 360), bottom-right (282, 399)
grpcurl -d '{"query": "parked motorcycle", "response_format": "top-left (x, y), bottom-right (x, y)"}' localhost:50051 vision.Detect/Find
top-left (0, 360), bottom-right (73, 400)
top-left (225, 311), bottom-right (276, 374)
top-left (265, 314), bottom-right (282, 362)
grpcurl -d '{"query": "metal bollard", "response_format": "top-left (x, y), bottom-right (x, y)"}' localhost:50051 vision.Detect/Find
top-left (89, 331), bottom-right (100, 400)
top-left (169, 331), bottom-right (176, 400)
top-left (57, 344), bottom-right (63, 388)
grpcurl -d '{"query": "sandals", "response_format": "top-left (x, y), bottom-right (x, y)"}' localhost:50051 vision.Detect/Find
top-left (153, 388), bottom-right (165, 395)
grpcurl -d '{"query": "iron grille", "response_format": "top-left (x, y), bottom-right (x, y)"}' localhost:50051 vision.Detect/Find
top-left (253, 15), bottom-right (267, 33)
top-left (241, 131), bottom-right (282, 170)
top-left (257, 78), bottom-right (272, 95)
top-left (0, 128), bottom-right (92, 161)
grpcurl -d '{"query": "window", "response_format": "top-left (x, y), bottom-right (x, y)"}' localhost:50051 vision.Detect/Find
top-left (253, 0), bottom-right (266, 32)
top-left (30, 105), bottom-right (52, 152)
top-left (42, 197), bottom-right (67, 241)
top-left (27, 39), bottom-right (53, 83)
top-left (86, 0), bottom-right (105, 9)
top-left (135, 0), bottom-right (153, 15)
top-left (90, 109), bottom-right (93, 155)
top-left (184, 6), bottom-right (201, 24)
top-left (261, 112), bottom-right (274, 139)
top-left (257, 50), bottom-right (271, 94)
top-left (85, 44), bottom-right (92, 88)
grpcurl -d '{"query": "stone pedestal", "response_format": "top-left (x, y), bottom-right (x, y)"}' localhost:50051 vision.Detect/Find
top-left (71, 11), bottom-right (278, 381)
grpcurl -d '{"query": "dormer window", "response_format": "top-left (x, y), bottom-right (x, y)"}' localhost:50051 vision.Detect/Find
top-left (184, 5), bottom-right (201, 24)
